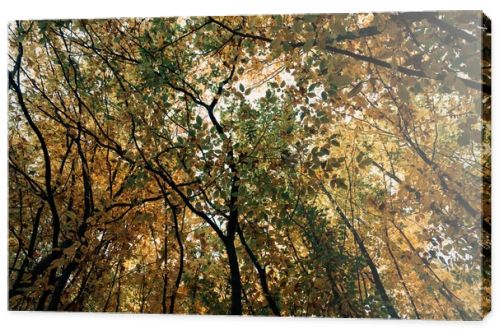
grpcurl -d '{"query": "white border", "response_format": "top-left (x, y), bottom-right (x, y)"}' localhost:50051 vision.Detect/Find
top-left (1, 1), bottom-right (499, 333)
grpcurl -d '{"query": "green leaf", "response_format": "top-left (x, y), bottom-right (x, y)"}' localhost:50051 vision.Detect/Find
top-left (317, 147), bottom-right (329, 157)
top-left (331, 139), bottom-right (340, 147)
top-left (347, 82), bottom-right (364, 98)
top-left (321, 91), bottom-right (328, 101)
top-left (331, 157), bottom-right (345, 168)
top-left (303, 39), bottom-right (314, 52)
top-left (335, 178), bottom-right (348, 189)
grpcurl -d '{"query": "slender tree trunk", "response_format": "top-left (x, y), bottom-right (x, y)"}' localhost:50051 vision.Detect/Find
top-left (103, 260), bottom-right (121, 312)
top-left (168, 205), bottom-right (184, 314)
top-left (161, 221), bottom-right (169, 314)
top-left (115, 265), bottom-right (122, 312)
top-left (384, 225), bottom-right (420, 319)
top-left (322, 185), bottom-right (400, 319)
top-left (11, 205), bottom-right (44, 297)
top-left (237, 225), bottom-right (280, 315)
top-left (47, 261), bottom-right (78, 310)
top-left (225, 237), bottom-right (242, 315)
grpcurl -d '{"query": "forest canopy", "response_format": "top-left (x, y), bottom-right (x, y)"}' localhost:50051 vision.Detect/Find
top-left (8, 11), bottom-right (491, 319)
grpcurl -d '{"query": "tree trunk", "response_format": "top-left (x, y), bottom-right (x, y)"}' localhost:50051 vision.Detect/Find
top-left (225, 237), bottom-right (242, 315)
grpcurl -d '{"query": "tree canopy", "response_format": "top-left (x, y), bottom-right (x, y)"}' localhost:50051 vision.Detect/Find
top-left (8, 11), bottom-right (491, 319)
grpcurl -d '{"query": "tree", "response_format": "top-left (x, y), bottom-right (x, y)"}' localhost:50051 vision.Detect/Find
top-left (8, 11), bottom-right (490, 319)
